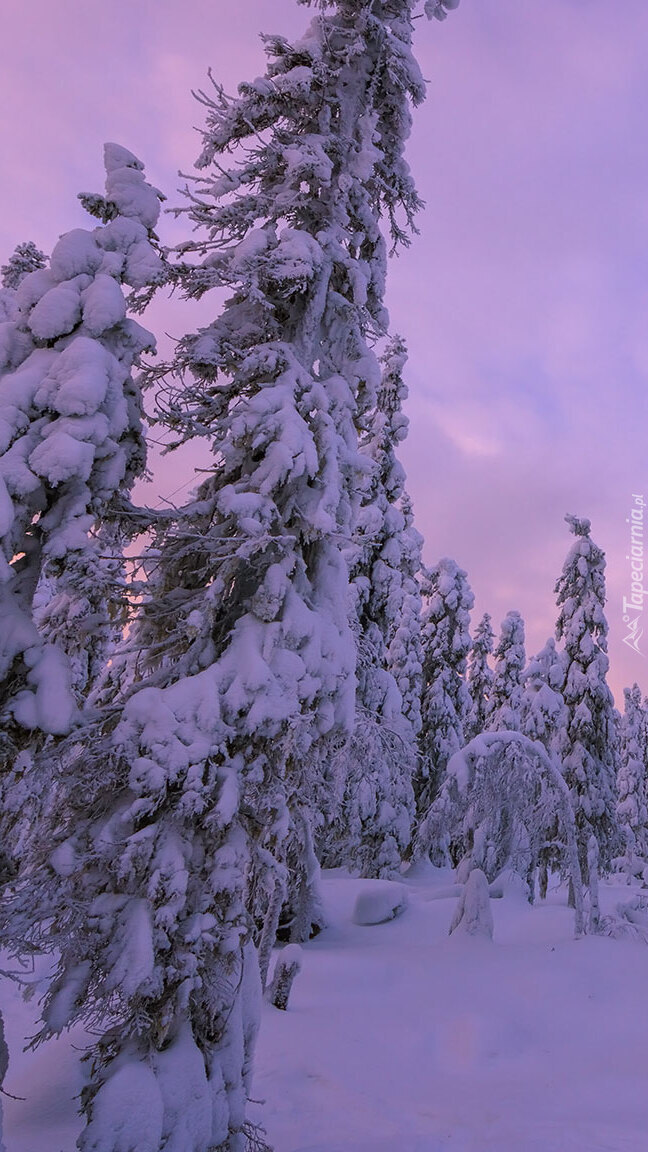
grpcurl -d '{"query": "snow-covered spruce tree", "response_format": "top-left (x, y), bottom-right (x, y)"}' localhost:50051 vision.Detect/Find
top-left (520, 637), bottom-right (567, 897)
top-left (15, 5), bottom-right (461, 1151)
top-left (488, 610), bottom-right (526, 732)
top-left (0, 242), bottom-right (47, 331)
top-left (555, 514), bottom-right (620, 878)
top-left (322, 336), bottom-right (421, 876)
top-left (0, 144), bottom-right (165, 855)
top-left (376, 341), bottom-right (425, 738)
top-left (1, 241), bottom-right (47, 294)
top-left (466, 611), bottom-right (493, 741)
top-left (322, 632), bottom-right (415, 877)
top-left (617, 683), bottom-right (648, 876)
top-left (457, 609), bottom-right (525, 881)
top-left (416, 557), bottom-right (473, 823)
top-left (388, 490), bottom-right (425, 735)
top-left (520, 637), bottom-right (565, 749)
top-left (0, 146), bottom-right (164, 1152)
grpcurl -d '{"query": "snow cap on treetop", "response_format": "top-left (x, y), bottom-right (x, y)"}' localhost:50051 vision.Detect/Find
top-left (104, 143), bottom-right (145, 173)
top-left (425, 0), bottom-right (460, 20)
top-left (298, 0), bottom-right (460, 20)
top-left (565, 513), bottom-right (591, 537)
top-left (103, 142), bottom-right (165, 231)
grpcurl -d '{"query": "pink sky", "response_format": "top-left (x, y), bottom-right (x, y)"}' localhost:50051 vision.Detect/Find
top-left (2, 0), bottom-right (648, 702)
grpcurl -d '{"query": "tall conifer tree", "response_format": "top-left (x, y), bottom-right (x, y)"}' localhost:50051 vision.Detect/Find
top-left (323, 337), bottom-right (421, 877)
top-left (417, 557), bottom-right (473, 816)
top-left (617, 683), bottom-right (648, 873)
top-left (0, 145), bottom-right (164, 1152)
top-left (488, 610), bottom-right (526, 732)
top-left (466, 611), bottom-right (493, 741)
top-left (16, 5), bottom-right (460, 1150)
top-left (555, 514), bottom-right (619, 876)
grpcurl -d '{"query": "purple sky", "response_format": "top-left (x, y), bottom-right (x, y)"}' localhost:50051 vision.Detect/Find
top-left (2, 0), bottom-right (648, 702)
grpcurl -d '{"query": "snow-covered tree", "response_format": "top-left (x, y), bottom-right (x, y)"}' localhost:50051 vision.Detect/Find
top-left (466, 611), bottom-right (493, 740)
top-left (323, 337), bottom-right (421, 876)
top-left (1, 241), bottom-right (47, 293)
top-left (364, 337), bottom-right (424, 736)
top-left (417, 557), bottom-right (473, 819)
top-left (16, 4), bottom-right (460, 1150)
top-left (617, 683), bottom-right (648, 875)
top-left (0, 144), bottom-right (165, 857)
top-left (555, 514), bottom-right (619, 877)
top-left (521, 637), bottom-right (565, 748)
top-left (519, 637), bottom-right (566, 896)
top-left (418, 731), bottom-right (584, 935)
top-left (388, 491), bottom-right (425, 736)
top-left (488, 610), bottom-right (526, 732)
top-left (0, 145), bottom-right (164, 1152)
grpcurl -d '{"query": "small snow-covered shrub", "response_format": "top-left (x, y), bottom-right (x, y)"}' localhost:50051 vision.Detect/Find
top-left (600, 895), bottom-right (648, 943)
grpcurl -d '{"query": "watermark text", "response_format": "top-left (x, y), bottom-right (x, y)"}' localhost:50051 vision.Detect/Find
top-left (622, 494), bottom-right (646, 655)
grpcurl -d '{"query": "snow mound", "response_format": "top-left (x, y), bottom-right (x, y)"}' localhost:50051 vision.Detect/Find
top-left (449, 868), bottom-right (493, 939)
top-left (352, 882), bottom-right (408, 926)
top-left (488, 867), bottom-right (530, 902)
top-left (79, 1061), bottom-right (163, 1152)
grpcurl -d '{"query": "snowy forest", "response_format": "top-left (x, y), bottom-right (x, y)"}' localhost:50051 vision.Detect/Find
top-left (1, 1), bottom-right (648, 1150)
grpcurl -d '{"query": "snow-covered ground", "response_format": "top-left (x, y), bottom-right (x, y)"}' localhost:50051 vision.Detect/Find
top-left (253, 868), bottom-right (648, 1152)
top-left (4, 867), bottom-right (648, 1152)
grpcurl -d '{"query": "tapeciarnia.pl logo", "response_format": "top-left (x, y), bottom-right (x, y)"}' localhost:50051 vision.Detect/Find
top-left (622, 494), bottom-right (646, 655)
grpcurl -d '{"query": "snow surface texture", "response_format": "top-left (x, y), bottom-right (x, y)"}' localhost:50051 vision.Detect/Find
top-left (6, 866), bottom-right (648, 1152)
